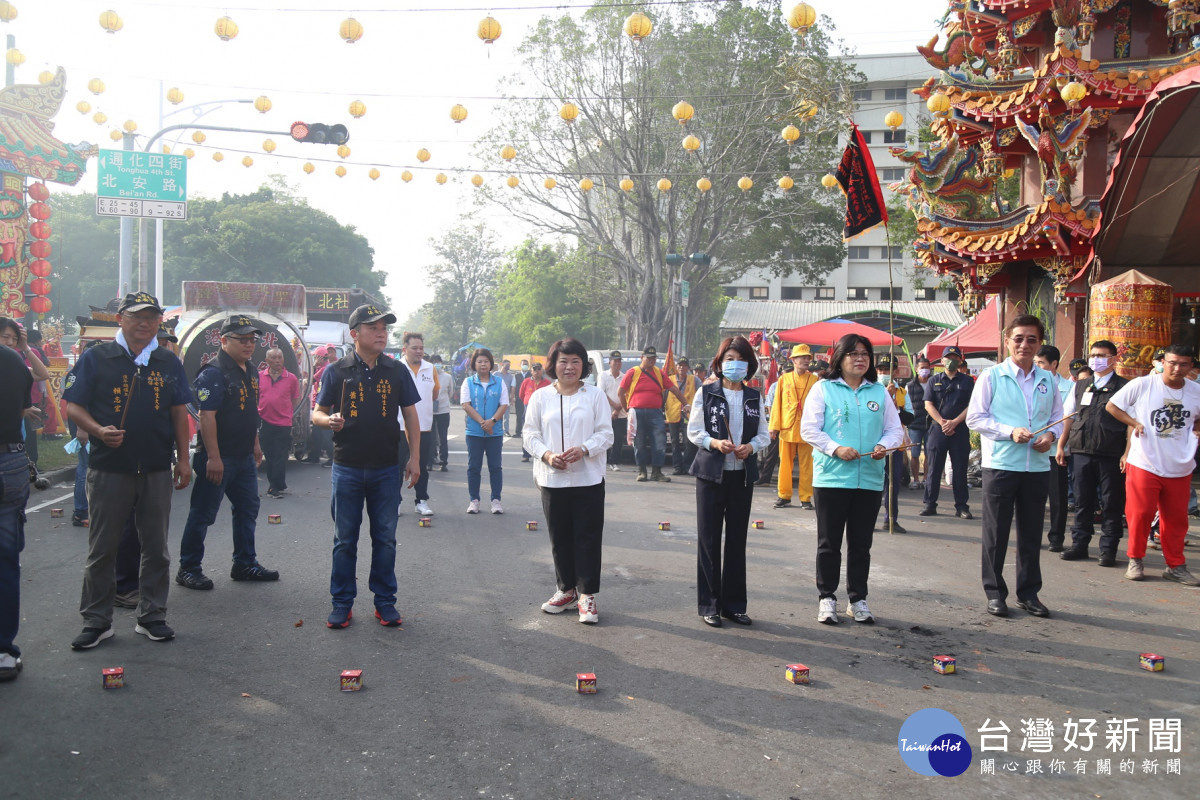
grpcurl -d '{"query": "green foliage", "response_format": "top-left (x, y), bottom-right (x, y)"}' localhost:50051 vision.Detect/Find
top-left (42, 193), bottom-right (121, 324)
top-left (418, 225), bottom-right (502, 351)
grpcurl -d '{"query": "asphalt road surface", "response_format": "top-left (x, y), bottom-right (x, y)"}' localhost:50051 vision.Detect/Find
top-left (5, 415), bottom-right (1198, 799)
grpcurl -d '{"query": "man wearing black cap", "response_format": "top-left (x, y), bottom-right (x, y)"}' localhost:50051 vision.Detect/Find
top-left (875, 353), bottom-right (914, 532)
top-left (619, 346), bottom-right (687, 482)
top-left (921, 345), bottom-right (975, 519)
top-left (313, 304), bottom-right (421, 629)
top-left (64, 292), bottom-right (194, 650)
top-left (598, 350), bottom-right (627, 471)
top-left (176, 315), bottom-right (278, 591)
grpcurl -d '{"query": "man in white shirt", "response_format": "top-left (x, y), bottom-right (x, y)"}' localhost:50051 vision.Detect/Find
top-left (398, 332), bottom-right (439, 516)
top-left (1107, 345), bottom-right (1200, 585)
top-left (598, 350), bottom-right (627, 472)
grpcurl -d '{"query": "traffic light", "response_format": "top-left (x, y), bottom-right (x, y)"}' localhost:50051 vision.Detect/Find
top-left (290, 121), bottom-right (349, 145)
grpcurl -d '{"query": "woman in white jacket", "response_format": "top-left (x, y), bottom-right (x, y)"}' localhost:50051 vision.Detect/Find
top-left (522, 338), bottom-right (614, 624)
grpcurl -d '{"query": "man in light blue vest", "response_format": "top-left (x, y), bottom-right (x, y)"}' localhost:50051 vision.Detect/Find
top-left (966, 314), bottom-right (1064, 619)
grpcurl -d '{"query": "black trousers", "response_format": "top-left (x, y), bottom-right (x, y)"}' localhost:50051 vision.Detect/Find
top-left (696, 471), bottom-right (753, 615)
top-left (923, 426), bottom-right (971, 511)
top-left (431, 413), bottom-right (450, 466)
top-left (756, 436), bottom-right (779, 484)
top-left (669, 420), bottom-right (696, 472)
top-left (879, 450), bottom-right (904, 521)
top-left (1070, 453), bottom-right (1125, 555)
top-left (981, 468), bottom-right (1048, 602)
top-left (609, 417), bottom-right (627, 466)
top-left (259, 422), bottom-right (291, 493)
top-left (541, 482), bottom-right (605, 594)
top-left (397, 432), bottom-right (435, 502)
top-left (1046, 457), bottom-right (1069, 546)
top-left (814, 486), bottom-right (880, 603)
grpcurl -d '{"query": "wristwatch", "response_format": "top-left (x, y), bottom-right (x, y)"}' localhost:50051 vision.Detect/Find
top-left (581, 445), bottom-right (590, 457)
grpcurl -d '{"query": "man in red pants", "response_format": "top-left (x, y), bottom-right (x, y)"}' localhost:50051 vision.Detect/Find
top-left (1107, 344), bottom-right (1200, 586)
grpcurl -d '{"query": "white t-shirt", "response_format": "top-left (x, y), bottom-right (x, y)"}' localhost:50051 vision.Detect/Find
top-left (598, 369), bottom-right (628, 419)
top-left (1110, 376), bottom-right (1200, 478)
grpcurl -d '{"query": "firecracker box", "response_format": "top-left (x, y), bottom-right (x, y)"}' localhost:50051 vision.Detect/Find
top-left (418, 517), bottom-right (432, 527)
top-left (525, 521), bottom-right (539, 530)
top-left (1140, 653), bottom-right (1165, 672)
top-left (267, 514), bottom-right (281, 524)
top-left (658, 521), bottom-right (671, 531)
top-left (933, 655), bottom-right (957, 674)
top-left (785, 664), bottom-right (809, 684)
top-left (340, 669), bottom-right (364, 691)
top-left (752, 520), bottom-right (765, 529)
top-left (576, 673), bottom-right (597, 693)
top-left (50, 508), bottom-right (64, 518)
top-left (102, 667), bottom-right (124, 689)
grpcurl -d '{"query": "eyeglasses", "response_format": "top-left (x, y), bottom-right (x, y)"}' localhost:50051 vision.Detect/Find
top-left (122, 312), bottom-right (161, 325)
top-left (844, 351), bottom-right (871, 361)
top-left (1009, 336), bottom-right (1041, 344)
top-left (228, 336), bottom-right (257, 344)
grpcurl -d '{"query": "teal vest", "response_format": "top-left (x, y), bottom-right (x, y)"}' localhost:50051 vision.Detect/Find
top-left (812, 379), bottom-right (889, 491)
top-left (982, 363), bottom-right (1057, 473)
top-left (464, 374), bottom-right (505, 437)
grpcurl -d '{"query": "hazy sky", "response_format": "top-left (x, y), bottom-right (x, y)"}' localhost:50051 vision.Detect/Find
top-left (10, 1), bottom-right (949, 316)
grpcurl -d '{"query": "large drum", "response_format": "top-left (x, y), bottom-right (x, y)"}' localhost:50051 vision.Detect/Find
top-left (1088, 269), bottom-right (1173, 379)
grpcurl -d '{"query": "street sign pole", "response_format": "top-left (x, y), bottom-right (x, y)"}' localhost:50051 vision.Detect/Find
top-left (117, 133), bottom-right (134, 298)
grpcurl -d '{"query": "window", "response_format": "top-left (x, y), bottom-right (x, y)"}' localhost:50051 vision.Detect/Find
top-left (847, 287), bottom-right (868, 300)
top-left (883, 129), bottom-right (907, 144)
top-left (879, 246), bottom-right (903, 260)
top-left (913, 287), bottom-right (936, 301)
top-left (847, 246), bottom-right (872, 260)
top-left (859, 130), bottom-right (872, 144)
top-left (879, 168), bottom-right (905, 182)
top-left (724, 286), bottom-right (738, 298)
top-left (816, 287), bottom-right (835, 300)
top-left (883, 87), bottom-right (907, 101)
top-left (781, 286), bottom-right (804, 300)
top-left (852, 90), bottom-right (872, 101)
top-left (880, 287), bottom-right (903, 301)
top-left (750, 286), bottom-right (769, 299)
top-left (946, 286), bottom-right (960, 300)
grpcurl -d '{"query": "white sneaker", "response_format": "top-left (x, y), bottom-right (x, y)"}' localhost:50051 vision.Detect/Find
top-left (1125, 557), bottom-right (1145, 581)
top-left (491, 499), bottom-right (503, 514)
top-left (541, 588), bottom-right (578, 614)
top-left (577, 593), bottom-right (598, 624)
top-left (848, 599), bottom-right (875, 624)
top-left (817, 597), bottom-right (838, 624)
top-left (610, 464), bottom-right (620, 472)
top-left (467, 499), bottom-right (480, 514)
top-left (415, 500), bottom-right (433, 516)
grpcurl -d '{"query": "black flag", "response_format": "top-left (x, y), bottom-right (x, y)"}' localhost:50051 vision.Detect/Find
top-left (836, 124), bottom-right (888, 239)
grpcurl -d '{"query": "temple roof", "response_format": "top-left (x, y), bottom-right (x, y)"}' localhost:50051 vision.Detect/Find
top-left (0, 68), bottom-right (95, 185)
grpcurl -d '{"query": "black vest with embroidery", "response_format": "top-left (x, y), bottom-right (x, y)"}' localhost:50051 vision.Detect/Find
top-left (689, 381), bottom-right (760, 485)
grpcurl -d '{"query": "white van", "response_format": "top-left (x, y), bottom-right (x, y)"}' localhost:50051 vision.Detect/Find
top-left (583, 349), bottom-right (666, 386)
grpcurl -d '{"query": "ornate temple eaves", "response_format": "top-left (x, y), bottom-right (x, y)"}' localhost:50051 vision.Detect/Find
top-left (917, 197), bottom-right (1097, 267)
top-left (0, 68), bottom-right (94, 185)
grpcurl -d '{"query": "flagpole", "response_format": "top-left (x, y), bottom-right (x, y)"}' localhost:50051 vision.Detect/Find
top-left (886, 222), bottom-right (897, 535)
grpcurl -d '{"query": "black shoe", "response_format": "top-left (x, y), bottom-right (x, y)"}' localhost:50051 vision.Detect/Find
top-left (1047, 542), bottom-right (1064, 553)
top-left (886, 521), bottom-right (907, 534)
top-left (955, 509), bottom-right (974, 520)
top-left (70, 626), bottom-right (114, 650)
top-left (72, 515), bottom-right (89, 528)
top-left (650, 468), bottom-right (670, 483)
top-left (672, 469), bottom-right (688, 476)
top-left (1016, 597), bottom-right (1050, 617)
top-left (1067, 503), bottom-right (1078, 512)
top-left (440, 464), bottom-right (448, 472)
top-left (799, 501), bottom-right (814, 510)
top-left (135, 619), bottom-right (176, 641)
top-left (773, 497), bottom-right (791, 509)
top-left (1059, 547), bottom-right (1088, 561)
top-left (918, 506), bottom-right (937, 517)
top-left (321, 461), bottom-right (333, 468)
top-left (175, 567), bottom-right (214, 590)
top-left (721, 612), bottom-right (752, 626)
top-left (0, 654), bottom-right (21, 681)
top-left (701, 614), bottom-right (722, 628)
top-left (1098, 552), bottom-right (1117, 567)
top-left (636, 469), bottom-right (648, 482)
top-left (521, 456), bottom-right (531, 463)
top-left (986, 599), bottom-right (1009, 617)
top-left (231, 562), bottom-right (280, 582)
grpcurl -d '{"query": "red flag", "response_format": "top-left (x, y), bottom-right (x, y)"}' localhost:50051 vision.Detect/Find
top-left (765, 355), bottom-right (779, 395)
top-left (663, 339), bottom-right (675, 377)
top-left (836, 124), bottom-right (888, 239)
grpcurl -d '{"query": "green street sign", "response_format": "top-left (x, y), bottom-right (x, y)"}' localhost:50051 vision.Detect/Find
top-left (97, 149), bottom-right (188, 219)
top-left (680, 279), bottom-right (690, 308)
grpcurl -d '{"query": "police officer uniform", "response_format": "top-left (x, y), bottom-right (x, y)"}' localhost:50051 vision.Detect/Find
top-left (921, 347), bottom-right (975, 517)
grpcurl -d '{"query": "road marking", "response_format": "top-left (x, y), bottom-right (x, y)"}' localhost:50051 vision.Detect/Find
top-left (28, 489), bottom-right (75, 513)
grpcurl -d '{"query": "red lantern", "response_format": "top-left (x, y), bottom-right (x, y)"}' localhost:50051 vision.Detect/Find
top-left (29, 277), bottom-right (51, 296)
top-left (29, 259), bottom-right (52, 277)
top-left (30, 221), bottom-right (51, 240)
top-left (29, 240), bottom-right (51, 258)
top-left (28, 202), bottom-right (51, 221)
top-left (29, 296), bottom-right (52, 314)
top-left (27, 183), bottom-right (49, 202)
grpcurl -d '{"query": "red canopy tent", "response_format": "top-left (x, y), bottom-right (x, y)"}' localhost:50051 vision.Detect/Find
top-left (923, 295), bottom-right (999, 360)
top-left (776, 320), bottom-right (902, 348)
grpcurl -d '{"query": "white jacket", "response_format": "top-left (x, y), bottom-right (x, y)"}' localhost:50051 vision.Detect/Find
top-left (398, 359), bottom-right (438, 432)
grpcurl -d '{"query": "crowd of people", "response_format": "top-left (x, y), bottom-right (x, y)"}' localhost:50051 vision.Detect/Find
top-left (2, 300), bottom-right (1198, 684)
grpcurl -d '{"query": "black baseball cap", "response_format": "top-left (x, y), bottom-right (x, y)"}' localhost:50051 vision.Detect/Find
top-left (642, 346), bottom-right (657, 357)
top-left (1153, 347), bottom-right (1166, 362)
top-left (942, 346), bottom-right (964, 359)
top-left (220, 315), bottom-right (262, 336)
top-left (609, 350), bottom-right (622, 359)
top-left (118, 291), bottom-right (164, 315)
top-left (677, 357), bottom-right (689, 367)
top-left (348, 304), bottom-right (397, 328)
top-left (1068, 358), bottom-right (1087, 374)
top-left (157, 323), bottom-right (178, 343)
top-left (876, 353), bottom-right (893, 369)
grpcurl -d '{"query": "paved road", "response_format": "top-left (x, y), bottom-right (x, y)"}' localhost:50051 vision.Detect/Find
top-left (5, 416), bottom-right (1198, 798)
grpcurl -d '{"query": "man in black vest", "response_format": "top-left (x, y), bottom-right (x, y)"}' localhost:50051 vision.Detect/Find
top-left (177, 316), bottom-right (278, 590)
top-left (1057, 339), bottom-right (1129, 566)
top-left (0, 321), bottom-right (33, 680)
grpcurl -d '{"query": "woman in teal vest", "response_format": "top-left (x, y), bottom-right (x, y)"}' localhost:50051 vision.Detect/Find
top-left (460, 348), bottom-right (509, 514)
top-left (800, 334), bottom-right (903, 626)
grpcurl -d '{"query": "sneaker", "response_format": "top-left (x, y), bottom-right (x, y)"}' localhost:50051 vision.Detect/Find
top-left (577, 593), bottom-right (598, 624)
top-left (72, 515), bottom-right (89, 528)
top-left (817, 597), bottom-right (838, 625)
top-left (1150, 532), bottom-right (1161, 550)
top-left (910, 480), bottom-right (924, 491)
top-left (636, 469), bottom-right (648, 482)
top-left (1125, 557), bottom-right (1145, 581)
top-left (71, 626), bottom-right (114, 650)
top-left (650, 468), bottom-right (671, 483)
top-left (415, 500), bottom-right (434, 516)
top-left (773, 497), bottom-right (792, 509)
top-left (467, 499), bottom-right (480, 514)
top-left (1162, 565), bottom-right (1200, 586)
top-left (610, 464), bottom-right (620, 472)
top-left (134, 620), bottom-right (175, 642)
top-left (541, 588), bottom-right (578, 614)
top-left (439, 464), bottom-right (448, 472)
top-left (327, 607), bottom-right (353, 628)
top-left (230, 562), bottom-right (280, 582)
top-left (374, 606), bottom-right (403, 627)
top-left (799, 501), bottom-right (814, 510)
top-left (848, 599), bottom-right (875, 624)
top-left (113, 590), bottom-right (140, 609)
top-left (0, 653), bottom-right (21, 682)
top-left (491, 499), bottom-right (503, 514)
top-left (175, 567), bottom-right (214, 590)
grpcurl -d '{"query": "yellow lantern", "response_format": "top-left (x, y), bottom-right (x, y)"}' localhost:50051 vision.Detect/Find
top-left (76, 100), bottom-right (91, 114)
top-left (92, 111), bottom-right (107, 125)
top-left (99, 10), bottom-right (122, 34)
top-left (672, 101), bottom-right (695, 125)
top-left (478, 16), bottom-right (501, 44)
top-left (340, 17), bottom-right (364, 44)
top-left (821, 173), bottom-right (838, 189)
top-left (302, 162), bottom-right (314, 174)
top-left (450, 104), bottom-right (468, 123)
top-left (192, 130), bottom-right (207, 144)
top-left (435, 173), bottom-right (448, 185)
top-left (926, 92), bottom-right (951, 117)
top-left (1003, 167), bottom-right (1015, 179)
top-left (263, 139), bottom-right (276, 153)
top-left (242, 156), bottom-right (254, 168)
top-left (559, 102), bottom-right (579, 124)
top-left (619, 178), bottom-right (634, 192)
top-left (213, 152), bottom-right (224, 162)
top-left (337, 144), bottom-right (351, 159)
top-left (254, 95), bottom-right (272, 114)
top-left (0, 3), bottom-right (16, 24)
top-left (123, 119), bottom-right (137, 133)
top-left (166, 87), bottom-right (184, 105)
top-left (369, 168), bottom-right (381, 181)
top-left (471, 174), bottom-right (484, 187)
top-left (657, 178), bottom-right (672, 192)
top-left (162, 145), bottom-right (171, 154)
top-left (737, 176), bottom-right (753, 193)
top-left (88, 78), bottom-right (105, 95)
top-left (506, 175), bottom-right (519, 188)
top-left (335, 165), bottom-right (347, 178)
top-left (778, 175), bottom-right (795, 192)
top-left (5, 48), bottom-right (24, 66)
top-left (401, 170), bottom-right (413, 182)
top-left (109, 129), bottom-right (122, 142)
top-left (624, 11), bottom-right (652, 42)
top-left (499, 145), bottom-right (517, 161)
top-left (798, 102), bottom-right (819, 119)
top-left (38, 70), bottom-right (54, 85)
top-left (416, 148), bottom-right (431, 163)
top-left (696, 177), bottom-right (712, 193)
top-left (215, 16), bottom-right (238, 41)
top-left (781, 124), bottom-right (800, 145)
top-left (787, 4), bottom-right (817, 34)
top-left (884, 110), bottom-right (904, 131)
top-left (682, 134), bottom-right (701, 152)
top-left (349, 100), bottom-right (366, 118)
top-left (1060, 81), bottom-right (1087, 109)
top-left (544, 177), bottom-right (557, 190)
top-left (184, 148), bottom-right (195, 159)
top-left (579, 178), bottom-right (594, 192)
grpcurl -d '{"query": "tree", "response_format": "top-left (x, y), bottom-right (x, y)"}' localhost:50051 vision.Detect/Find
top-left (479, 1), bottom-right (860, 349)
top-left (420, 224), bottom-right (501, 348)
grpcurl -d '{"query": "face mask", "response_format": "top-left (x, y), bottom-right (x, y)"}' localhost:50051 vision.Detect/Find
top-left (943, 358), bottom-right (959, 370)
top-left (918, 368), bottom-right (931, 379)
top-left (722, 360), bottom-right (748, 382)
top-left (1153, 362), bottom-right (1164, 374)
top-left (879, 374), bottom-right (892, 386)
top-left (1089, 356), bottom-right (1111, 372)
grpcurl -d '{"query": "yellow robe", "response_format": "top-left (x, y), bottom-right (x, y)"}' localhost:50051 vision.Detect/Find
top-left (769, 371), bottom-right (819, 502)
